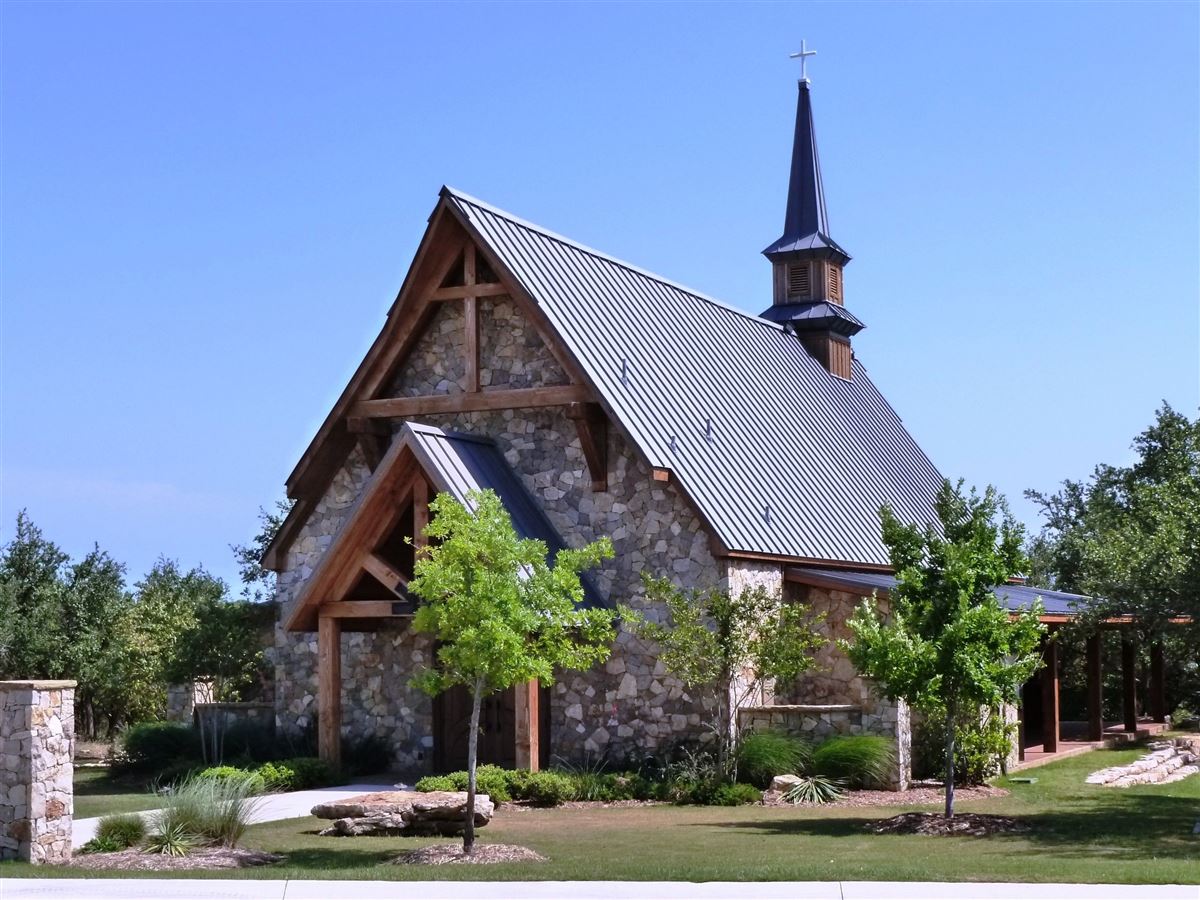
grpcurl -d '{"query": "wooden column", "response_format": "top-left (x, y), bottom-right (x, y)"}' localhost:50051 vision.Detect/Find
top-left (318, 614), bottom-right (342, 767)
top-left (1040, 630), bottom-right (1060, 753)
top-left (1016, 695), bottom-right (1026, 762)
top-left (412, 477), bottom-right (429, 549)
top-left (1122, 632), bottom-right (1138, 733)
top-left (1087, 633), bottom-right (1104, 741)
top-left (1150, 640), bottom-right (1166, 723)
top-left (513, 679), bottom-right (540, 771)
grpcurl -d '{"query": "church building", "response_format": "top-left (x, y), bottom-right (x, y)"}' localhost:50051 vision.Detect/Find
top-left (262, 71), bottom-right (1101, 786)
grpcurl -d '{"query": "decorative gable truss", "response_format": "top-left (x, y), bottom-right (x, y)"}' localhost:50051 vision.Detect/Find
top-left (263, 197), bottom-right (612, 572)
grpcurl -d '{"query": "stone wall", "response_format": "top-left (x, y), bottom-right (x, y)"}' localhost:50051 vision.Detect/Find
top-left (0, 681), bottom-right (74, 863)
top-left (273, 293), bottom-right (724, 769)
top-left (195, 702), bottom-right (274, 735)
top-left (777, 584), bottom-right (911, 788)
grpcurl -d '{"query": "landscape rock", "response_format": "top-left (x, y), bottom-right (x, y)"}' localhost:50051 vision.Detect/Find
top-left (312, 791), bottom-right (493, 837)
top-left (768, 774), bottom-right (803, 793)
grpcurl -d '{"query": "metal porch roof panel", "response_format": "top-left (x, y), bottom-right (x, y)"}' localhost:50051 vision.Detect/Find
top-left (405, 422), bottom-right (606, 607)
top-left (445, 189), bottom-right (945, 567)
top-left (789, 567), bottom-right (1091, 616)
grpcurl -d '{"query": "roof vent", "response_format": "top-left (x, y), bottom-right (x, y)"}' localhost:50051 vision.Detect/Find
top-left (787, 263), bottom-right (811, 299)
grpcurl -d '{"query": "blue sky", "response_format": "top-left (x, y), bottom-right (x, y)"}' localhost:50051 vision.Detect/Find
top-left (2, 1), bottom-right (1197, 591)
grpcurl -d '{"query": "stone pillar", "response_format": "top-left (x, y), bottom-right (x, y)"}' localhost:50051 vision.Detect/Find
top-left (166, 680), bottom-right (214, 724)
top-left (0, 680), bottom-right (75, 864)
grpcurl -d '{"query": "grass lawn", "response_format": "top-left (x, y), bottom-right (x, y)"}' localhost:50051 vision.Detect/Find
top-left (10, 746), bottom-right (1198, 883)
top-left (72, 768), bottom-right (162, 820)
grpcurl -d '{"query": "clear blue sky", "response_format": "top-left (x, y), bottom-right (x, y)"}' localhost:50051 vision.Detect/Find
top-left (2, 1), bottom-right (1197, 591)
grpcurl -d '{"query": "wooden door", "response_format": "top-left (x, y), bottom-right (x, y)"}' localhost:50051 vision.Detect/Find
top-left (433, 684), bottom-right (517, 772)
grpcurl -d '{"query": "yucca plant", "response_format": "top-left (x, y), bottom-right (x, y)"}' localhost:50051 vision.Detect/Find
top-left (782, 774), bottom-right (845, 805)
top-left (145, 822), bottom-right (198, 857)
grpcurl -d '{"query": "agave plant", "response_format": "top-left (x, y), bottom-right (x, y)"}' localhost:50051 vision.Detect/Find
top-left (782, 774), bottom-right (845, 805)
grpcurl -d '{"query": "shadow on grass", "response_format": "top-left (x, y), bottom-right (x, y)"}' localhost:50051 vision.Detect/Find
top-left (704, 791), bottom-right (1200, 862)
top-left (274, 846), bottom-right (400, 870)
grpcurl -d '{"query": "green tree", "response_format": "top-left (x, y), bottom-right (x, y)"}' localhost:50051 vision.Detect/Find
top-left (845, 481), bottom-right (1044, 817)
top-left (620, 576), bottom-right (821, 778)
top-left (407, 489), bottom-right (616, 854)
top-left (0, 511), bottom-right (69, 677)
top-left (231, 499), bottom-right (294, 601)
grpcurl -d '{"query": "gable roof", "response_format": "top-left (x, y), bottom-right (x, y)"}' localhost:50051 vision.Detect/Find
top-left (285, 421), bottom-right (604, 630)
top-left (442, 187), bottom-right (944, 568)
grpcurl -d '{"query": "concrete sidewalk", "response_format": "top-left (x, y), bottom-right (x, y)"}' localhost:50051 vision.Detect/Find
top-left (72, 782), bottom-right (397, 848)
top-left (1, 879), bottom-right (1195, 899)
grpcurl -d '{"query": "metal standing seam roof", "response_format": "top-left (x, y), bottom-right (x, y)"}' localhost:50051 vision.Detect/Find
top-left (788, 567), bottom-right (1094, 616)
top-left (406, 422), bottom-right (606, 608)
top-left (443, 188), bottom-right (946, 567)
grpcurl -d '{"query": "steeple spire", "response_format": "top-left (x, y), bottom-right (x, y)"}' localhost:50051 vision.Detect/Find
top-left (762, 79), bottom-right (850, 263)
top-left (760, 59), bottom-right (861, 380)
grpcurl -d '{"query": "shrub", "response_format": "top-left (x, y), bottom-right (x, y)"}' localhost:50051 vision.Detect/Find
top-left (274, 756), bottom-right (337, 790)
top-left (341, 733), bottom-right (393, 775)
top-left (710, 783), bottom-right (762, 806)
top-left (153, 772), bottom-right (263, 847)
top-left (515, 771), bottom-right (576, 806)
top-left (119, 722), bottom-right (200, 773)
top-left (80, 835), bottom-right (128, 854)
top-left (736, 731), bottom-right (811, 788)
top-left (783, 774), bottom-right (845, 804)
top-left (414, 774), bottom-right (458, 793)
top-left (95, 813), bottom-right (148, 850)
top-left (912, 710), bottom-right (1013, 785)
top-left (811, 735), bottom-right (895, 788)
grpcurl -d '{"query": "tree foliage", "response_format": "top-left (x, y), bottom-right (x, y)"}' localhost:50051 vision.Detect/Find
top-left (231, 499), bottom-right (294, 602)
top-left (844, 481), bottom-right (1044, 817)
top-left (620, 576), bottom-right (821, 778)
top-left (1026, 404), bottom-right (1200, 634)
top-left (407, 489), bottom-right (616, 853)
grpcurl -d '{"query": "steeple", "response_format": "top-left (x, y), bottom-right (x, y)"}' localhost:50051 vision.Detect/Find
top-left (760, 62), bottom-right (862, 380)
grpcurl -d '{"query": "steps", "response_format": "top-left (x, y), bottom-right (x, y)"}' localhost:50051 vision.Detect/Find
top-left (1086, 738), bottom-right (1199, 787)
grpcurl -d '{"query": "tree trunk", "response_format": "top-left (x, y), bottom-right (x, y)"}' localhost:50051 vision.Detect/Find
top-left (944, 703), bottom-right (956, 819)
top-left (463, 677), bottom-right (485, 855)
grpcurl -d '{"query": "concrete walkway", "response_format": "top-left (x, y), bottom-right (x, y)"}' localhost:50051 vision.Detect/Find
top-left (1, 879), bottom-right (1196, 899)
top-left (72, 782), bottom-right (397, 848)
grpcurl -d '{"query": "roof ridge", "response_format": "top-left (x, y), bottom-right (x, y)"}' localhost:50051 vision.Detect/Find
top-left (403, 420), bottom-right (497, 446)
top-left (442, 185), bottom-right (788, 333)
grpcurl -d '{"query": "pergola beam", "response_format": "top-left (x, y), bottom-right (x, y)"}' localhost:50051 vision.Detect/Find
top-left (349, 385), bottom-right (591, 419)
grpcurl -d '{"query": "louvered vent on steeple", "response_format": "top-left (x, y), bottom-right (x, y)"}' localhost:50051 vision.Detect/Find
top-left (787, 263), bottom-right (811, 299)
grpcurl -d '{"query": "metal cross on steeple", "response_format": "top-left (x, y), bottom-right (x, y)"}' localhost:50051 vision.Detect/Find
top-left (789, 40), bottom-right (817, 82)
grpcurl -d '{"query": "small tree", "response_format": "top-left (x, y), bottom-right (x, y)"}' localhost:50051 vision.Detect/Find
top-left (408, 489), bottom-right (616, 854)
top-left (845, 480), bottom-right (1044, 817)
top-left (620, 575), bottom-right (821, 778)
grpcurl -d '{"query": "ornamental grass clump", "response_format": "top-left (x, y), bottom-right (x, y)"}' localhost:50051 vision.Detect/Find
top-left (151, 772), bottom-right (263, 850)
top-left (811, 735), bottom-right (896, 789)
top-left (735, 731), bottom-right (811, 788)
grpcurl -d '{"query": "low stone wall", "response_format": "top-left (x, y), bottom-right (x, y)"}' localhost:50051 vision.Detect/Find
top-left (166, 681), bottom-right (214, 724)
top-left (739, 702), bottom-right (911, 790)
top-left (195, 702), bottom-right (275, 736)
top-left (0, 680), bottom-right (75, 863)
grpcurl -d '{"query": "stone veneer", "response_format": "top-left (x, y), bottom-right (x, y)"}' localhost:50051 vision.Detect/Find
top-left (778, 584), bottom-right (911, 788)
top-left (0, 681), bottom-right (75, 863)
top-left (166, 681), bottom-right (214, 724)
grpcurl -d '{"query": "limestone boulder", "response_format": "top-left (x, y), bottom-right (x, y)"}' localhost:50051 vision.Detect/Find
top-left (312, 790), bottom-right (494, 837)
top-left (767, 774), bottom-right (803, 793)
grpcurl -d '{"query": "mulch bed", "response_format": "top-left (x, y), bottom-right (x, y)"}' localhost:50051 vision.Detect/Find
top-left (392, 843), bottom-right (546, 865)
top-left (763, 784), bottom-right (1008, 808)
top-left (868, 812), bottom-right (1029, 837)
top-left (65, 847), bottom-right (282, 870)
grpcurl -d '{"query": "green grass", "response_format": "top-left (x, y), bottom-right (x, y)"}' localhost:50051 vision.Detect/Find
top-left (73, 768), bottom-right (162, 819)
top-left (10, 747), bottom-right (1198, 883)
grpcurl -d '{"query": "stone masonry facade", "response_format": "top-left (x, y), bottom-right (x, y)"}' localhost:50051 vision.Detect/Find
top-left (0, 681), bottom-right (75, 864)
top-left (273, 290), bottom-right (909, 779)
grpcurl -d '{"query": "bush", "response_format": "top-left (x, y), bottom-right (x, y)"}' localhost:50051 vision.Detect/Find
top-left (94, 816), bottom-right (147, 854)
top-left (414, 774), bottom-right (458, 793)
top-left (274, 756), bottom-right (337, 790)
top-left (153, 772), bottom-right (263, 847)
top-left (736, 731), bottom-right (811, 788)
top-left (912, 710), bottom-right (1013, 785)
top-left (710, 783), bottom-right (762, 806)
top-left (515, 770), bottom-right (576, 806)
top-left (811, 735), bottom-right (895, 788)
top-left (119, 722), bottom-right (201, 774)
